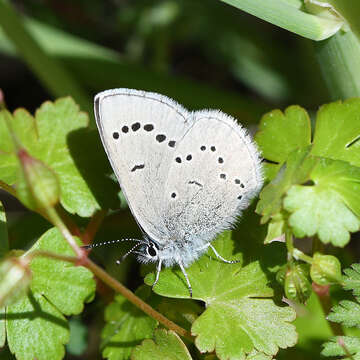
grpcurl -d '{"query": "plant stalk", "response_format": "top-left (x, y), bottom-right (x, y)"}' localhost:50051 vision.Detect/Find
top-left (27, 246), bottom-right (193, 340)
top-left (43, 206), bottom-right (193, 340)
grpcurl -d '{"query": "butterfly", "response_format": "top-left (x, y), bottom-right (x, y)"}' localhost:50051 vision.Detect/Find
top-left (86, 88), bottom-right (263, 296)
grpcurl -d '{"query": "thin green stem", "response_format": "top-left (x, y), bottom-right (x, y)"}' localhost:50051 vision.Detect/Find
top-left (27, 249), bottom-right (78, 264)
top-left (312, 283), bottom-right (344, 336)
top-left (46, 207), bottom-right (84, 258)
top-left (338, 337), bottom-right (355, 360)
top-left (285, 227), bottom-right (295, 262)
top-left (293, 249), bottom-right (314, 264)
top-left (0, 180), bottom-right (16, 198)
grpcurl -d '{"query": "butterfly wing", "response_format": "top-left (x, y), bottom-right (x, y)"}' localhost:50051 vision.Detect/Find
top-left (95, 89), bottom-right (192, 241)
top-left (162, 110), bottom-right (263, 250)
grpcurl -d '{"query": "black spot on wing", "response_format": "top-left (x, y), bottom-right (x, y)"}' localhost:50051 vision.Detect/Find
top-left (156, 134), bottom-right (166, 143)
top-left (188, 180), bottom-right (203, 187)
top-left (131, 164), bottom-right (145, 172)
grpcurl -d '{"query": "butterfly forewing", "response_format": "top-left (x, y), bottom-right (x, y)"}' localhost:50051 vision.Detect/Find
top-left (95, 89), bottom-right (192, 241)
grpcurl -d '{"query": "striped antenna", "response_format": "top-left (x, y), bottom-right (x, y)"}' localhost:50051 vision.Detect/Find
top-left (82, 238), bottom-right (145, 250)
top-left (116, 243), bottom-right (142, 264)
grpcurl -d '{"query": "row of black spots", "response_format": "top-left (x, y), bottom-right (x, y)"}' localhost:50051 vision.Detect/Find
top-left (175, 154), bottom-right (193, 163)
top-left (200, 145), bottom-right (216, 152)
top-left (235, 178), bottom-right (245, 188)
top-left (218, 175), bottom-right (245, 188)
top-left (200, 145), bottom-right (224, 164)
top-left (112, 123), bottom-right (176, 148)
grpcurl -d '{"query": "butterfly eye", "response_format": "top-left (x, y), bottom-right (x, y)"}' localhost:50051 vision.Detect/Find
top-left (147, 244), bottom-right (158, 257)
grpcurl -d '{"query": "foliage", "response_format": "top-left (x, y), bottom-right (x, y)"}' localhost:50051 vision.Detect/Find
top-left (256, 99), bottom-right (360, 247)
top-left (322, 264), bottom-right (360, 360)
top-left (0, 1), bottom-right (360, 359)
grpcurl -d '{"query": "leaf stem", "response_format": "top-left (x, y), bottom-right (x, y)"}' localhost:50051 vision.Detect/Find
top-left (0, 180), bottom-right (16, 197)
top-left (285, 227), bottom-right (313, 264)
top-left (84, 258), bottom-right (193, 340)
top-left (337, 336), bottom-right (355, 360)
top-left (81, 210), bottom-right (107, 245)
top-left (27, 249), bottom-right (78, 264)
top-left (292, 249), bottom-right (313, 264)
top-left (46, 207), bottom-right (84, 258)
top-left (43, 207), bottom-right (193, 340)
top-left (26, 243), bottom-right (193, 340)
top-left (312, 283), bottom-right (344, 336)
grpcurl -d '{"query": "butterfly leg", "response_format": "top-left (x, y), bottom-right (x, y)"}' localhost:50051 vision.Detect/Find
top-left (208, 243), bottom-right (240, 264)
top-left (178, 261), bottom-right (193, 298)
top-left (152, 259), bottom-right (162, 290)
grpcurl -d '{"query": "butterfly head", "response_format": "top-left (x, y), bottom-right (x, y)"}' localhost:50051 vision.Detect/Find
top-left (137, 241), bottom-right (160, 263)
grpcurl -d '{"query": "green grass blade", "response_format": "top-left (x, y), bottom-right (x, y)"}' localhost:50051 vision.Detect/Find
top-left (0, 0), bottom-right (91, 114)
top-left (0, 17), bottom-right (268, 124)
top-left (315, 30), bottom-right (360, 98)
top-left (327, 0), bottom-right (360, 41)
top-left (221, 0), bottom-right (343, 40)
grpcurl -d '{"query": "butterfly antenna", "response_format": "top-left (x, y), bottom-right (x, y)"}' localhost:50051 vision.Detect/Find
top-left (82, 238), bottom-right (145, 250)
top-left (116, 243), bottom-right (142, 265)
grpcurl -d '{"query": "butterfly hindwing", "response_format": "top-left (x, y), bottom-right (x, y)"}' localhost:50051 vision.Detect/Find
top-left (161, 110), bottom-right (263, 249)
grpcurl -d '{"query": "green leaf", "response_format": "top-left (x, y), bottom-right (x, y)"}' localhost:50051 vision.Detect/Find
top-left (0, 306), bottom-right (4, 349)
top-left (284, 159), bottom-right (360, 246)
top-left (343, 264), bottom-right (360, 300)
top-left (67, 316), bottom-right (88, 356)
top-left (327, 300), bottom-right (360, 328)
top-left (102, 286), bottom-right (158, 360)
top-left (6, 291), bottom-right (69, 360)
top-left (221, 0), bottom-right (343, 41)
top-left (264, 212), bottom-right (286, 244)
top-left (322, 336), bottom-right (360, 359)
top-left (312, 98), bottom-right (360, 167)
top-left (255, 105), bottom-right (311, 180)
top-left (156, 298), bottom-right (202, 331)
top-left (145, 232), bottom-right (296, 359)
top-left (131, 329), bottom-right (192, 360)
top-left (5, 227), bottom-right (95, 360)
top-left (246, 352), bottom-right (274, 360)
top-left (0, 99), bottom-right (118, 217)
top-left (256, 147), bottom-right (318, 223)
top-left (0, 201), bottom-right (8, 258)
top-left (29, 228), bottom-right (96, 315)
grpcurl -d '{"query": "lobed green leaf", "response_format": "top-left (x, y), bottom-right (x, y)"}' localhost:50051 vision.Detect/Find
top-left (0, 99), bottom-right (119, 217)
top-left (101, 286), bottom-right (158, 360)
top-left (255, 105), bottom-right (311, 180)
top-left (131, 329), bottom-right (192, 360)
top-left (312, 98), bottom-right (360, 167)
top-left (322, 336), bottom-right (360, 359)
top-left (284, 159), bottom-right (360, 246)
top-left (256, 98), bottom-right (360, 246)
top-left (327, 300), bottom-right (360, 328)
top-left (29, 228), bottom-right (96, 315)
top-left (145, 232), bottom-right (296, 359)
top-left (343, 264), bottom-right (360, 300)
top-left (4, 227), bottom-right (96, 360)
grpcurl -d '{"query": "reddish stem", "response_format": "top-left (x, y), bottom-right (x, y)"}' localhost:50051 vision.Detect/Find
top-left (312, 283), bottom-right (344, 336)
top-left (81, 210), bottom-right (107, 245)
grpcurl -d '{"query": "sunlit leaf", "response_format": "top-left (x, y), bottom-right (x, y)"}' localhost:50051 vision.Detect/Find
top-left (132, 329), bottom-right (192, 360)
